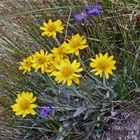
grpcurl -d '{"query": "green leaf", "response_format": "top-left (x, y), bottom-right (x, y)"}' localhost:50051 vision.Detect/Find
top-left (73, 106), bottom-right (85, 117)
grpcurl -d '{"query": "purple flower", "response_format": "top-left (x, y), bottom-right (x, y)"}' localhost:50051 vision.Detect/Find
top-left (84, 2), bottom-right (101, 16)
top-left (73, 12), bottom-right (88, 22)
top-left (38, 105), bottom-right (52, 118)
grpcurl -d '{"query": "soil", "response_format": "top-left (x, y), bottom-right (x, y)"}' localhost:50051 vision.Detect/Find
top-left (103, 113), bottom-right (140, 140)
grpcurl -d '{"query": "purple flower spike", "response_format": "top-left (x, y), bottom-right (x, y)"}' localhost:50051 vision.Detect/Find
top-left (73, 12), bottom-right (88, 22)
top-left (87, 8), bottom-right (100, 15)
top-left (84, 3), bottom-right (94, 11)
top-left (84, 2), bottom-right (101, 16)
top-left (38, 105), bottom-right (53, 118)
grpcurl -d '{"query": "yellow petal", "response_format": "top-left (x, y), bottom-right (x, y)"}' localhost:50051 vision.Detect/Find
top-left (104, 71), bottom-right (109, 79)
top-left (67, 79), bottom-right (72, 86)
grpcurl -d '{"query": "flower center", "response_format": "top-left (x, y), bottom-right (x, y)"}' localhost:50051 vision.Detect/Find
top-left (98, 61), bottom-right (108, 70)
top-left (70, 39), bottom-right (81, 49)
top-left (48, 24), bottom-right (56, 32)
top-left (20, 100), bottom-right (30, 110)
top-left (25, 61), bottom-right (32, 67)
top-left (57, 48), bottom-right (63, 55)
top-left (62, 66), bottom-right (74, 77)
top-left (38, 57), bottom-right (47, 65)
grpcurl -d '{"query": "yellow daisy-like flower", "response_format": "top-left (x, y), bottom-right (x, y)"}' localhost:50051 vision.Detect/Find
top-left (11, 92), bottom-right (37, 117)
top-left (51, 59), bottom-right (84, 86)
top-left (63, 34), bottom-right (88, 56)
top-left (90, 53), bottom-right (116, 79)
top-left (51, 43), bottom-right (68, 61)
top-left (19, 55), bottom-right (33, 74)
top-left (47, 61), bottom-right (58, 75)
top-left (44, 54), bottom-right (58, 74)
top-left (40, 19), bottom-right (64, 38)
top-left (32, 50), bottom-right (51, 73)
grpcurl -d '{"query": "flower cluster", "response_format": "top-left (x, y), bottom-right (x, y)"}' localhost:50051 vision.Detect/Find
top-left (73, 2), bottom-right (102, 22)
top-left (19, 19), bottom-right (116, 85)
top-left (13, 17), bottom-right (117, 118)
top-left (19, 20), bottom-right (88, 86)
top-left (84, 2), bottom-right (101, 16)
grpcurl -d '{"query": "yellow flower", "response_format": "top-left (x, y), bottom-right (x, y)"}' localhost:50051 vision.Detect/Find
top-left (19, 55), bottom-right (33, 74)
top-left (32, 50), bottom-right (51, 73)
top-left (47, 61), bottom-right (58, 75)
top-left (40, 19), bottom-right (64, 38)
top-left (11, 92), bottom-right (37, 117)
top-left (51, 43), bottom-right (68, 61)
top-left (51, 59), bottom-right (84, 86)
top-left (44, 54), bottom-right (58, 74)
top-left (63, 34), bottom-right (88, 56)
top-left (90, 53), bottom-right (116, 79)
